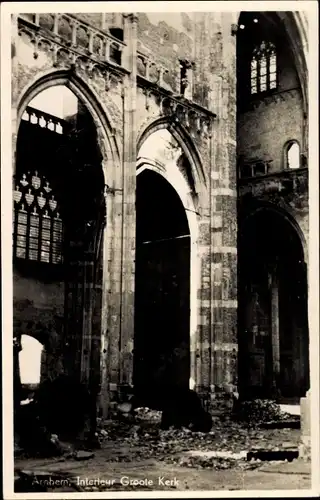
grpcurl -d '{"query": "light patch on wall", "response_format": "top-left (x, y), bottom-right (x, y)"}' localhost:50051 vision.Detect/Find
top-left (19, 335), bottom-right (43, 384)
top-left (189, 377), bottom-right (196, 390)
top-left (145, 13), bottom-right (194, 37)
top-left (139, 129), bottom-right (182, 166)
top-left (287, 142), bottom-right (300, 169)
top-left (29, 85), bottom-right (78, 120)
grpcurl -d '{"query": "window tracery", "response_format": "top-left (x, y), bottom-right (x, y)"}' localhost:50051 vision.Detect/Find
top-left (13, 171), bottom-right (63, 264)
top-left (251, 40), bottom-right (277, 95)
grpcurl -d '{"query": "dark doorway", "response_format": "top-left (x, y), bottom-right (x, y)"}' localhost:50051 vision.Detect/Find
top-left (134, 169), bottom-right (191, 405)
top-left (238, 208), bottom-right (309, 401)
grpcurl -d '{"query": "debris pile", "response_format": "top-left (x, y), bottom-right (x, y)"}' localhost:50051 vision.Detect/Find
top-left (15, 375), bottom-right (96, 458)
top-left (92, 411), bottom-right (300, 470)
top-left (233, 399), bottom-right (300, 427)
top-left (134, 407), bottom-right (162, 423)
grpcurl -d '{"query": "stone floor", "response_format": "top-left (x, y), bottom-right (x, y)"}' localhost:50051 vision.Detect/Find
top-left (13, 416), bottom-right (313, 493)
top-left (14, 454), bottom-right (311, 492)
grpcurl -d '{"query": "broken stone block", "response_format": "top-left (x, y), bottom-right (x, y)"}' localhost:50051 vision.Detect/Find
top-left (118, 402), bottom-right (133, 414)
top-left (74, 450), bottom-right (95, 461)
top-left (299, 390), bottom-right (311, 460)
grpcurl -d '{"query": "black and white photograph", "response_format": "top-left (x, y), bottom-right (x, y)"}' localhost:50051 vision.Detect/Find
top-left (1, 1), bottom-right (319, 497)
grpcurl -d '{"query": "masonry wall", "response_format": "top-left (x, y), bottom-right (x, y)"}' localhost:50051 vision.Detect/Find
top-left (13, 266), bottom-right (65, 380)
top-left (238, 42), bottom-right (303, 172)
top-left (111, 11), bottom-right (239, 405)
top-left (237, 22), bottom-right (308, 247)
top-left (13, 11), bottom-right (238, 414)
top-left (236, 22), bottom-right (309, 400)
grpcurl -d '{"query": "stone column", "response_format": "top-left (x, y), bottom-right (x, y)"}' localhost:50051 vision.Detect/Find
top-left (118, 14), bottom-right (138, 389)
top-left (99, 14), bottom-right (138, 415)
top-left (270, 271), bottom-right (281, 393)
top-left (191, 13), bottom-right (238, 408)
top-left (195, 215), bottom-right (212, 397)
top-left (100, 185), bottom-right (123, 417)
top-left (12, 14), bottom-right (19, 183)
top-left (208, 20), bottom-right (238, 405)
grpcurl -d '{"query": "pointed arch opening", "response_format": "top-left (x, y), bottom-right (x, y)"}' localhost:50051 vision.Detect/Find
top-left (238, 207), bottom-right (309, 402)
top-left (134, 127), bottom-right (200, 405)
top-left (13, 79), bottom-right (108, 401)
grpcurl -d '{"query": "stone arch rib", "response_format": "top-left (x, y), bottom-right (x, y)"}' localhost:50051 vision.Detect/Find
top-left (240, 199), bottom-right (307, 263)
top-left (15, 68), bottom-right (121, 171)
top-left (137, 116), bottom-right (207, 197)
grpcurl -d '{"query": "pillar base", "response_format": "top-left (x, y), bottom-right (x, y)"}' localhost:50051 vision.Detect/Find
top-left (196, 384), bottom-right (238, 415)
top-left (299, 437), bottom-right (311, 461)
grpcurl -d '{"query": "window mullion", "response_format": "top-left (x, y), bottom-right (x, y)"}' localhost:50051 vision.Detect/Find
top-left (26, 210), bottom-right (31, 260)
top-left (50, 213), bottom-right (54, 264)
top-left (13, 206), bottom-right (18, 258)
top-left (13, 171), bottom-right (63, 265)
top-left (38, 208), bottom-right (43, 263)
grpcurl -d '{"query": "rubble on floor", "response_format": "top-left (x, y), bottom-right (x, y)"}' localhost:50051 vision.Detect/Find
top-left (15, 399), bottom-right (301, 472)
top-left (91, 409), bottom-right (300, 471)
top-left (14, 407), bottom-right (307, 493)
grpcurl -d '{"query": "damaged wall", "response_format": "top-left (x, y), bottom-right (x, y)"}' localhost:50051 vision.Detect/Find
top-left (13, 267), bottom-right (65, 382)
top-left (237, 40), bottom-right (304, 173)
top-left (11, 10), bottom-right (309, 417)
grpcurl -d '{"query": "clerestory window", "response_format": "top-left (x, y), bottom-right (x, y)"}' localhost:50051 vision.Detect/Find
top-left (251, 40), bottom-right (277, 95)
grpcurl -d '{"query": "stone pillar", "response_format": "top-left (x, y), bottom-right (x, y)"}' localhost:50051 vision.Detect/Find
top-left (12, 14), bottom-right (19, 182)
top-left (270, 271), bottom-right (281, 392)
top-left (195, 217), bottom-right (212, 396)
top-left (99, 14), bottom-right (138, 415)
top-left (100, 185), bottom-right (123, 417)
top-left (191, 13), bottom-right (238, 408)
top-left (208, 22), bottom-right (238, 405)
top-left (118, 14), bottom-right (138, 388)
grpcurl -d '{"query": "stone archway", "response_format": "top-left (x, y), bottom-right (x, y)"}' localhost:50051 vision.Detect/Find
top-left (134, 127), bottom-right (200, 406)
top-left (13, 80), bottom-right (111, 421)
top-left (134, 169), bottom-right (191, 403)
top-left (14, 69), bottom-right (120, 182)
top-left (238, 207), bottom-right (309, 401)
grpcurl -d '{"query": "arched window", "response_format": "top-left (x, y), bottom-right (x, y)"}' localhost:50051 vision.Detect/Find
top-left (251, 40), bottom-right (277, 95)
top-left (19, 335), bottom-right (44, 385)
top-left (13, 170), bottom-right (63, 264)
top-left (285, 141), bottom-right (300, 170)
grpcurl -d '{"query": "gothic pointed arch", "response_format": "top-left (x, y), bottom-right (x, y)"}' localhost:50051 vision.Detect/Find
top-left (15, 69), bottom-right (121, 178)
top-left (239, 198), bottom-right (307, 265)
top-left (137, 116), bottom-right (207, 202)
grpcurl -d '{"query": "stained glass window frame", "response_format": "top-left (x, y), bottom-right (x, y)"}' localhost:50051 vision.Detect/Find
top-left (250, 41), bottom-right (277, 95)
top-left (13, 172), bottom-right (64, 265)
